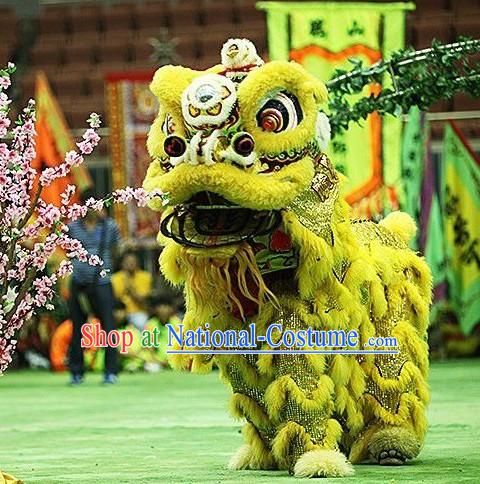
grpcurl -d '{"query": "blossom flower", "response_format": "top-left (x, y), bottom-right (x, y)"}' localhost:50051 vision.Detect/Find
top-left (0, 64), bottom-right (166, 375)
top-left (87, 112), bottom-right (101, 129)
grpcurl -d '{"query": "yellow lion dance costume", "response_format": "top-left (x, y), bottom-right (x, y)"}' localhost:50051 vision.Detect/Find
top-left (143, 39), bottom-right (432, 478)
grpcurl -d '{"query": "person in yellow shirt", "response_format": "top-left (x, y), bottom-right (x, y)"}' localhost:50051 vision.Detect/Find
top-left (111, 252), bottom-right (152, 330)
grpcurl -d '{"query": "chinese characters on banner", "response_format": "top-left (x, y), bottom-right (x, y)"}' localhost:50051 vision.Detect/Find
top-left (442, 122), bottom-right (480, 334)
top-left (258, 1), bottom-right (414, 218)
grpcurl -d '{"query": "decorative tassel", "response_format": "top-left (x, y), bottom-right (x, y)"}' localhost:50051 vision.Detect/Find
top-left (181, 243), bottom-right (277, 320)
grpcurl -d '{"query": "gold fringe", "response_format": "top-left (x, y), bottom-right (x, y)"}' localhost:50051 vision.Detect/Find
top-left (181, 243), bottom-right (277, 321)
top-left (230, 393), bottom-right (271, 427)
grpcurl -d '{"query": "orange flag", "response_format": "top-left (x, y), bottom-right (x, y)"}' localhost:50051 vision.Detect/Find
top-left (32, 71), bottom-right (92, 206)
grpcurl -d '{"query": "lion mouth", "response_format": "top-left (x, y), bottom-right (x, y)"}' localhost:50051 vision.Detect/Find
top-left (160, 191), bottom-right (281, 248)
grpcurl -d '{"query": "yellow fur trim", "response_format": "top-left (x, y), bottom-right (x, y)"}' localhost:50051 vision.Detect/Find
top-left (229, 423), bottom-right (277, 470)
top-left (146, 155), bottom-right (315, 209)
top-left (362, 392), bottom-right (427, 441)
top-left (256, 351), bottom-right (273, 370)
top-left (282, 211), bottom-right (334, 299)
top-left (392, 322), bottom-right (430, 377)
top-left (227, 444), bottom-right (252, 470)
top-left (180, 243), bottom-right (276, 321)
top-left (243, 423), bottom-right (277, 469)
top-left (330, 355), bottom-right (352, 386)
top-left (379, 211), bottom-right (417, 244)
top-left (349, 422), bottom-right (383, 464)
top-left (349, 361), bottom-right (367, 397)
top-left (159, 242), bottom-right (185, 286)
top-left (190, 356), bottom-right (214, 374)
top-left (293, 449), bottom-right (354, 478)
top-left (230, 393), bottom-right (270, 426)
top-left (150, 65), bottom-right (199, 118)
top-left (264, 374), bottom-right (334, 419)
top-left (323, 418), bottom-right (344, 449)
top-left (305, 353), bottom-right (327, 375)
top-left (369, 360), bottom-right (426, 394)
top-left (272, 421), bottom-right (316, 469)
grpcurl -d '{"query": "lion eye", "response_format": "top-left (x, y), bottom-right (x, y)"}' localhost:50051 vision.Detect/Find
top-left (257, 91), bottom-right (303, 132)
top-left (162, 113), bottom-right (176, 135)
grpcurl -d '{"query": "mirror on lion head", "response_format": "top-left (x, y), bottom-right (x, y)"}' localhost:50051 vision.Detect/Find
top-left (143, 38), bottom-right (337, 249)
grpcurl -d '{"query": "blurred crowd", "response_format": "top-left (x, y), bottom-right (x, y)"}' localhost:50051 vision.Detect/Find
top-left (16, 248), bottom-right (184, 374)
top-left (14, 191), bottom-right (184, 377)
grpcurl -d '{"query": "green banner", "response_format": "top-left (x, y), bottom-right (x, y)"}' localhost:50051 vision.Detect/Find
top-left (401, 106), bottom-right (427, 249)
top-left (257, 1), bottom-right (414, 218)
top-left (425, 194), bottom-right (446, 288)
top-left (442, 122), bottom-right (480, 334)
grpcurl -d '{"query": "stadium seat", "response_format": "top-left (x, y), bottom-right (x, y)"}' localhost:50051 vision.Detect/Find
top-left (70, 4), bottom-right (102, 35)
top-left (413, 14), bottom-right (454, 48)
top-left (97, 36), bottom-right (133, 65)
top-left (62, 38), bottom-right (97, 67)
top-left (235, 0), bottom-right (266, 25)
top-left (131, 39), bottom-right (155, 64)
top-left (414, 0), bottom-right (449, 14)
top-left (452, 93), bottom-right (480, 111)
top-left (37, 5), bottom-right (70, 36)
top-left (453, 0), bottom-right (480, 14)
top-left (19, 71), bottom-right (36, 104)
top-left (429, 99), bottom-right (453, 113)
top-left (199, 33), bottom-right (230, 60)
top-left (35, 33), bottom-right (69, 48)
top-left (453, 15), bottom-right (480, 38)
top-left (63, 94), bottom-right (105, 129)
top-left (452, 118), bottom-right (480, 138)
top-left (135, 2), bottom-right (169, 31)
top-left (102, 3), bottom-right (135, 33)
top-left (201, 2), bottom-right (236, 27)
top-left (175, 36), bottom-right (199, 62)
top-left (52, 71), bottom-right (87, 98)
top-left (0, 45), bottom-right (13, 67)
top-left (86, 70), bottom-right (106, 97)
top-left (30, 42), bottom-right (64, 69)
top-left (190, 54), bottom-right (219, 71)
top-left (167, 3), bottom-right (202, 34)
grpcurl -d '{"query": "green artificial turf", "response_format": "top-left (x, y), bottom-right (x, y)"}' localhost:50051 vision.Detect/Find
top-left (0, 360), bottom-right (479, 483)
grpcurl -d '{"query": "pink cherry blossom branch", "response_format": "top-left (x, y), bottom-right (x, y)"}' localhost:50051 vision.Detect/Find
top-left (0, 65), bottom-right (168, 373)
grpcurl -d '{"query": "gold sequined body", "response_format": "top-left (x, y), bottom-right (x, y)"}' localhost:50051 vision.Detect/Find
top-left (167, 154), bottom-right (431, 471)
top-left (145, 48), bottom-right (431, 476)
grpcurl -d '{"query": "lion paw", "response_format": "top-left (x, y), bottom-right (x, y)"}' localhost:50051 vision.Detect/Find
top-left (378, 449), bottom-right (406, 465)
top-left (368, 427), bottom-right (420, 465)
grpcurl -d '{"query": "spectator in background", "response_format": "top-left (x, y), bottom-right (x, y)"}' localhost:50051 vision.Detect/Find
top-left (120, 293), bottom-right (181, 373)
top-left (67, 189), bottom-right (121, 385)
top-left (111, 251), bottom-right (152, 331)
top-left (144, 293), bottom-right (182, 369)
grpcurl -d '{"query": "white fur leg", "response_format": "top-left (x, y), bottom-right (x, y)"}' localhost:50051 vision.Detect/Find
top-left (228, 444), bottom-right (252, 470)
top-left (293, 449), bottom-right (354, 478)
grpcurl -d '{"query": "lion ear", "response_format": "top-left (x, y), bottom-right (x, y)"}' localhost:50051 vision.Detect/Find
top-left (304, 76), bottom-right (328, 104)
top-left (150, 65), bottom-right (199, 110)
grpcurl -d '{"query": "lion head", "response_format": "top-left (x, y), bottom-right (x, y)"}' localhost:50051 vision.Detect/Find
top-left (143, 38), bottom-right (336, 251)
